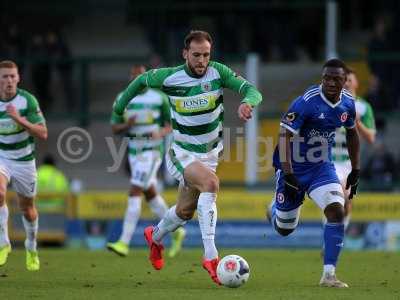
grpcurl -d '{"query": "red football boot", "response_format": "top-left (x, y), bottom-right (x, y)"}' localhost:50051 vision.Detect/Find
top-left (144, 226), bottom-right (164, 270)
top-left (202, 257), bottom-right (221, 285)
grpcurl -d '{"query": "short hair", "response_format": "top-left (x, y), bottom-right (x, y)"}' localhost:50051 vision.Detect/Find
top-left (323, 58), bottom-right (347, 71)
top-left (130, 64), bottom-right (146, 72)
top-left (184, 30), bottom-right (213, 50)
top-left (345, 67), bottom-right (356, 76)
top-left (0, 60), bottom-right (18, 70)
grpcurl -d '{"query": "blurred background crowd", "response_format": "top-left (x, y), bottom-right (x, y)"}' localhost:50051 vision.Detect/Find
top-left (0, 0), bottom-right (399, 190)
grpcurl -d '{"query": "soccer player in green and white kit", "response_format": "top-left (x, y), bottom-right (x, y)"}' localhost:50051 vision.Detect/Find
top-left (332, 68), bottom-right (376, 228)
top-left (112, 31), bottom-right (262, 285)
top-left (107, 65), bottom-right (185, 258)
top-left (0, 60), bottom-right (48, 271)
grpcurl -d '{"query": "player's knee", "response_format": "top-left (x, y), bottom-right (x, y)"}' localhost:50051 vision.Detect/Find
top-left (202, 174), bottom-right (219, 193)
top-left (129, 185), bottom-right (143, 197)
top-left (324, 202), bottom-right (345, 223)
top-left (21, 205), bottom-right (37, 221)
top-left (143, 188), bottom-right (157, 201)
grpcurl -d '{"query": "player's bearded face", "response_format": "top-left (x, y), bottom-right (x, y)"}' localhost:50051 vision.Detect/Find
top-left (0, 68), bottom-right (19, 97)
top-left (184, 40), bottom-right (211, 77)
top-left (321, 67), bottom-right (346, 101)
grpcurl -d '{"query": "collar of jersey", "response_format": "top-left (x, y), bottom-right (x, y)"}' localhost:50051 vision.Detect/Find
top-left (0, 89), bottom-right (19, 102)
top-left (183, 63), bottom-right (206, 79)
top-left (319, 85), bottom-right (342, 108)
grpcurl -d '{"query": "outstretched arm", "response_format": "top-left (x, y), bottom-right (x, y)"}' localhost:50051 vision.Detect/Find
top-left (346, 127), bottom-right (360, 170)
top-left (279, 127), bottom-right (294, 174)
top-left (112, 74), bottom-right (148, 118)
top-left (278, 126), bottom-right (300, 200)
top-left (224, 73), bottom-right (262, 106)
top-left (345, 127), bottom-right (360, 199)
top-left (213, 62), bottom-right (262, 121)
top-left (226, 75), bottom-right (262, 121)
top-left (356, 120), bottom-right (375, 144)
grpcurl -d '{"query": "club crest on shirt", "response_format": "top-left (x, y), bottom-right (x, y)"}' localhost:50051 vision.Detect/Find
top-left (277, 192), bottom-right (285, 203)
top-left (340, 112), bottom-right (348, 123)
top-left (200, 81), bottom-right (212, 92)
top-left (285, 112), bottom-right (297, 123)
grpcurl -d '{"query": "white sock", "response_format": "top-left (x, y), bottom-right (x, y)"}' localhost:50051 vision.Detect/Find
top-left (0, 205), bottom-right (10, 247)
top-left (323, 264), bottom-right (335, 276)
top-left (22, 216), bottom-right (38, 251)
top-left (120, 196), bottom-right (141, 245)
top-left (148, 195), bottom-right (168, 219)
top-left (197, 192), bottom-right (218, 260)
top-left (152, 205), bottom-right (186, 244)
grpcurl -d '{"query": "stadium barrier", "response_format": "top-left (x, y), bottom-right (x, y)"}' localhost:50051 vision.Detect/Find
top-left (72, 190), bottom-right (400, 221)
top-left (7, 191), bottom-right (74, 244)
top-left (68, 190), bottom-right (400, 250)
top-left (7, 190), bottom-right (400, 249)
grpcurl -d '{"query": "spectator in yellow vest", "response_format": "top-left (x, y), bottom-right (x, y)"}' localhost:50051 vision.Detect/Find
top-left (37, 154), bottom-right (69, 212)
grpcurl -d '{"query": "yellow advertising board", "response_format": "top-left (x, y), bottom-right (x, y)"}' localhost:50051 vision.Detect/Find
top-left (75, 190), bottom-right (400, 221)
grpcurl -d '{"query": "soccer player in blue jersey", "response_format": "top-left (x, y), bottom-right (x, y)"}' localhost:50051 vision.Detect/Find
top-left (268, 59), bottom-right (360, 288)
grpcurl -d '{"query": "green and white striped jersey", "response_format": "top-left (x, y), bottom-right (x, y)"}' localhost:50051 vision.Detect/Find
top-left (332, 96), bottom-right (376, 162)
top-left (110, 88), bottom-right (170, 155)
top-left (112, 61), bottom-right (262, 154)
top-left (0, 88), bottom-right (45, 161)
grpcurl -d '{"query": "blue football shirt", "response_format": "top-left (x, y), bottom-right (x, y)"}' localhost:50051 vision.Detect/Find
top-left (273, 85), bottom-right (356, 171)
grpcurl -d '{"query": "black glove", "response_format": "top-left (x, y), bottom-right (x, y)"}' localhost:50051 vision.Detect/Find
top-left (284, 173), bottom-right (300, 201)
top-left (346, 169), bottom-right (360, 200)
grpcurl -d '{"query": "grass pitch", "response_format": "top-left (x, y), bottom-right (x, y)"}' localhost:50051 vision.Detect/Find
top-left (0, 249), bottom-right (399, 300)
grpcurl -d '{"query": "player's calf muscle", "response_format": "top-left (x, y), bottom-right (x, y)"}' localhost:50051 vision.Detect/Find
top-left (176, 201), bottom-right (196, 220)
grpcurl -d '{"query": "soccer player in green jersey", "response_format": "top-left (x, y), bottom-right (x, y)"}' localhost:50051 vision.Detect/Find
top-left (107, 65), bottom-right (185, 258)
top-left (112, 31), bottom-right (262, 285)
top-left (0, 60), bottom-right (48, 271)
top-left (332, 68), bottom-right (376, 229)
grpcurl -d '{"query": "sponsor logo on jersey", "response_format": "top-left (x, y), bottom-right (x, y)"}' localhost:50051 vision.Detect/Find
top-left (277, 192), bottom-right (285, 203)
top-left (308, 129), bottom-right (336, 143)
top-left (340, 112), bottom-right (348, 122)
top-left (0, 119), bottom-right (22, 134)
top-left (318, 112), bottom-right (325, 119)
top-left (175, 95), bottom-right (217, 113)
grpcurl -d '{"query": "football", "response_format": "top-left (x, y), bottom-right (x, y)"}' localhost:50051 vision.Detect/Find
top-left (216, 255), bottom-right (250, 288)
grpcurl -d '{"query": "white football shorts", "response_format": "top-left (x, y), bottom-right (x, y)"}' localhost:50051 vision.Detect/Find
top-left (0, 157), bottom-right (37, 198)
top-left (166, 143), bottom-right (221, 183)
top-left (334, 160), bottom-right (352, 184)
top-left (128, 150), bottom-right (161, 190)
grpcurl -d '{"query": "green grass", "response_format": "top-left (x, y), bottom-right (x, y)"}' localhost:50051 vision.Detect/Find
top-left (0, 249), bottom-right (399, 300)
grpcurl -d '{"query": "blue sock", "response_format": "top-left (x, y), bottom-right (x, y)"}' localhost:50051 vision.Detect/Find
top-left (323, 223), bottom-right (344, 266)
